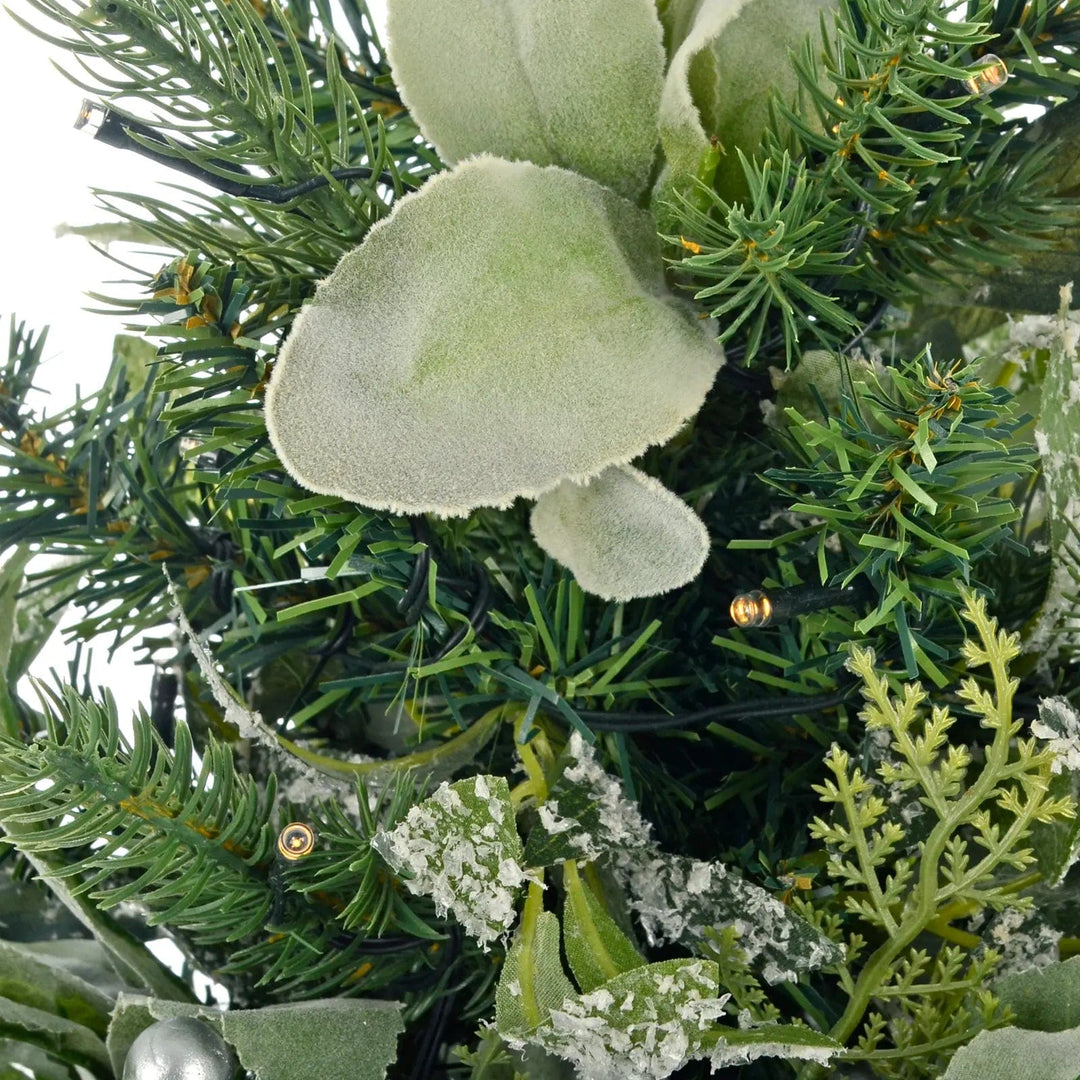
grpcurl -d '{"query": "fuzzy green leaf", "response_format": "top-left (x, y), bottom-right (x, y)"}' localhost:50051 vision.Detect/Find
top-left (385, 0), bottom-right (664, 200)
top-left (943, 1024), bottom-right (1080, 1080)
top-left (530, 464), bottom-right (711, 601)
top-left (0, 940), bottom-right (115, 1039)
top-left (372, 774), bottom-right (527, 946)
top-left (995, 957), bottom-right (1080, 1033)
top-left (658, 0), bottom-right (835, 199)
top-left (0, 996), bottom-right (109, 1074)
top-left (562, 861), bottom-right (645, 992)
top-left (108, 994), bottom-right (405, 1080)
top-left (265, 156), bottom-right (723, 520)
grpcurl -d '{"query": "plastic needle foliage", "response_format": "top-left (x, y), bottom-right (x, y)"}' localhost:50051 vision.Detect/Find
top-left (3, 0), bottom-right (1080, 1078)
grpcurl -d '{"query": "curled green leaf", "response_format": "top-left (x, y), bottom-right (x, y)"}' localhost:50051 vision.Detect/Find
top-left (658, 0), bottom-right (835, 200)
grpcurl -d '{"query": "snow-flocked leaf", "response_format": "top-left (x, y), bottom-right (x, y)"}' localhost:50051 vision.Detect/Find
top-left (658, 0), bottom-right (835, 199)
top-left (372, 774), bottom-right (527, 947)
top-left (107, 994), bottom-right (405, 1080)
top-left (530, 464), bottom-right (710, 601)
top-left (610, 847), bottom-right (841, 982)
top-left (995, 957), bottom-right (1080, 1033)
top-left (562, 861), bottom-right (645, 992)
top-left (708, 1023), bottom-right (840, 1068)
top-left (943, 1024), bottom-right (1080, 1080)
top-left (385, 0), bottom-right (665, 200)
top-left (265, 156), bottom-right (723, 519)
top-left (509, 958), bottom-right (727, 1080)
top-left (523, 731), bottom-right (653, 867)
top-left (523, 733), bottom-right (840, 980)
top-left (1029, 698), bottom-right (1080, 884)
top-left (1026, 288), bottom-right (1080, 662)
top-left (495, 910), bottom-right (576, 1038)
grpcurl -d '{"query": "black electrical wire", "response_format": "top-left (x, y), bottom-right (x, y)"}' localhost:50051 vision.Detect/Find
top-left (551, 686), bottom-right (857, 733)
top-left (78, 102), bottom-right (418, 202)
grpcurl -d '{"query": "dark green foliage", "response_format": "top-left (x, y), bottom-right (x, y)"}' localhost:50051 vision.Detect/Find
top-left (668, 0), bottom-right (1078, 365)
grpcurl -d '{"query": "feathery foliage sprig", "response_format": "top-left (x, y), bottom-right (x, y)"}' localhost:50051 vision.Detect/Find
top-left (799, 589), bottom-right (1075, 1076)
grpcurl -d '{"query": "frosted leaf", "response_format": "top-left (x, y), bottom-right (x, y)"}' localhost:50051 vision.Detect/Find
top-left (978, 906), bottom-right (1061, 980)
top-left (610, 847), bottom-right (842, 982)
top-left (1024, 286), bottom-right (1080, 663)
top-left (523, 731), bottom-right (653, 867)
top-left (530, 464), bottom-right (710, 601)
top-left (265, 156), bottom-right (723, 521)
top-left (505, 959), bottom-right (728, 1080)
top-left (372, 774), bottom-right (526, 947)
top-left (521, 735), bottom-right (839, 980)
top-left (658, 0), bottom-right (835, 199)
top-left (708, 1023), bottom-right (840, 1068)
top-left (385, 0), bottom-right (664, 200)
top-left (1033, 697), bottom-right (1080, 775)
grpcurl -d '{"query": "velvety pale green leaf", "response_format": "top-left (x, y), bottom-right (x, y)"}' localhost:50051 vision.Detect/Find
top-left (495, 911), bottom-right (576, 1038)
top-left (707, 1023), bottom-right (840, 1068)
top-left (515, 958), bottom-right (727, 1080)
top-left (658, 0), bottom-right (834, 199)
top-left (219, 1001), bottom-right (404, 1080)
top-left (0, 940), bottom-right (114, 1038)
top-left (530, 464), bottom-right (710, 601)
top-left (0, 996), bottom-right (109, 1073)
top-left (0, 835), bottom-right (189, 1003)
top-left (108, 995), bottom-right (406, 1080)
top-left (944, 1025), bottom-right (1080, 1080)
top-left (385, 0), bottom-right (664, 200)
top-left (995, 957), bottom-right (1080, 1033)
top-left (372, 774), bottom-right (527, 946)
top-left (561, 862), bottom-right (645, 992)
top-left (265, 157), bottom-right (723, 518)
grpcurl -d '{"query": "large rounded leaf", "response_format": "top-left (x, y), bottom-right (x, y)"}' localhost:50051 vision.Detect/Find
top-left (265, 157), bottom-right (723, 517)
top-left (659, 0), bottom-right (834, 200)
top-left (530, 464), bottom-right (710, 601)
top-left (385, 0), bottom-right (665, 201)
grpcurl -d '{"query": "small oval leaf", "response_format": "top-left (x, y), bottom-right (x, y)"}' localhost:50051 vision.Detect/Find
top-left (530, 464), bottom-right (710, 601)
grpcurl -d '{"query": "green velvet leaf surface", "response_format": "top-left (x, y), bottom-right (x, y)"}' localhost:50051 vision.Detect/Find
top-left (385, 0), bottom-right (665, 200)
top-left (266, 156), bottom-right (722, 520)
top-left (529, 464), bottom-right (711, 601)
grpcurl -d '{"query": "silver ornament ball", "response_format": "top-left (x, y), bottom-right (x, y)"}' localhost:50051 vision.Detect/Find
top-left (123, 1017), bottom-right (238, 1080)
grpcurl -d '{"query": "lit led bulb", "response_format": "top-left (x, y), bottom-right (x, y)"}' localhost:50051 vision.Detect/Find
top-left (730, 590), bottom-right (773, 629)
top-left (962, 54), bottom-right (1007, 98)
top-left (277, 822), bottom-right (316, 860)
